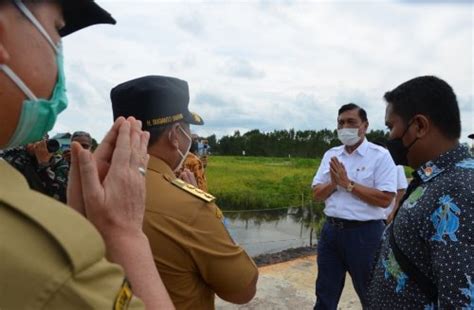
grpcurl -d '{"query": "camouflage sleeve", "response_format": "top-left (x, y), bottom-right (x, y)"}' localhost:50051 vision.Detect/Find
top-left (0, 148), bottom-right (30, 173)
top-left (36, 156), bottom-right (69, 203)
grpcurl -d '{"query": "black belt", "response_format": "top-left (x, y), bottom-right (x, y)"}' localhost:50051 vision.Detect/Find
top-left (326, 216), bottom-right (381, 229)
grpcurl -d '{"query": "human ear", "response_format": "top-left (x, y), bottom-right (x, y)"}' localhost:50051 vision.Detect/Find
top-left (413, 115), bottom-right (430, 138)
top-left (168, 124), bottom-right (181, 150)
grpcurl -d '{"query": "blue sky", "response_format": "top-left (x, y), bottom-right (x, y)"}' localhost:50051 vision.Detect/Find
top-left (55, 0), bottom-right (473, 144)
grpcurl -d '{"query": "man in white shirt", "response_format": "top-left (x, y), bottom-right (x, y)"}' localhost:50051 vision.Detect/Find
top-left (312, 103), bottom-right (397, 309)
top-left (372, 140), bottom-right (409, 223)
top-left (385, 165), bottom-right (408, 223)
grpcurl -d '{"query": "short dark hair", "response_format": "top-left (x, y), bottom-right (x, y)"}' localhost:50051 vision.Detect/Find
top-left (148, 121), bottom-right (191, 147)
top-left (148, 124), bottom-right (174, 147)
top-left (384, 76), bottom-right (460, 139)
top-left (338, 103), bottom-right (368, 122)
top-left (71, 131), bottom-right (92, 143)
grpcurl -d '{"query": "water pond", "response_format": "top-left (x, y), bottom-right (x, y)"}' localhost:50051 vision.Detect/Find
top-left (223, 207), bottom-right (320, 256)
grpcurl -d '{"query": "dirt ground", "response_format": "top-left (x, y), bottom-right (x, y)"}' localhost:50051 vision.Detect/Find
top-left (216, 255), bottom-right (361, 310)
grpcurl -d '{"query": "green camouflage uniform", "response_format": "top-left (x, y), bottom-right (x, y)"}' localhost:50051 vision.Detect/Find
top-left (1, 147), bottom-right (69, 203)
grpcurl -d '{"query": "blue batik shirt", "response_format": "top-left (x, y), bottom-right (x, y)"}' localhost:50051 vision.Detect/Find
top-left (367, 144), bottom-right (474, 309)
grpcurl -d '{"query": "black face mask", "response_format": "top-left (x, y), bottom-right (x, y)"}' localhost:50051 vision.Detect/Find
top-left (386, 121), bottom-right (418, 166)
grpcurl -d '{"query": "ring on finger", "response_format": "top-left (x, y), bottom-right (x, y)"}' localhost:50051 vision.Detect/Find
top-left (138, 166), bottom-right (146, 176)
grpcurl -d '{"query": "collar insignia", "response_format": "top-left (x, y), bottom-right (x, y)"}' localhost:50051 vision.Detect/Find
top-left (171, 178), bottom-right (215, 203)
top-left (417, 161), bottom-right (444, 183)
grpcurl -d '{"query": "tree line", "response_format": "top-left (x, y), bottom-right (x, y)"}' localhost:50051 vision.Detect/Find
top-left (204, 129), bottom-right (388, 158)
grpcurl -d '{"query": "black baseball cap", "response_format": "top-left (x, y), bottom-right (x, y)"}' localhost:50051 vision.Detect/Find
top-left (59, 0), bottom-right (116, 37)
top-left (111, 75), bottom-right (204, 130)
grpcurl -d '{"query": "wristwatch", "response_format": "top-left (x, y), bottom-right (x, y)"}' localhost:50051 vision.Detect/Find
top-left (347, 181), bottom-right (355, 192)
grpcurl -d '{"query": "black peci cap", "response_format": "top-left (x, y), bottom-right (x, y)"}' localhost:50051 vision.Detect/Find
top-left (469, 134), bottom-right (474, 139)
top-left (59, 0), bottom-right (116, 37)
top-left (111, 76), bottom-right (204, 130)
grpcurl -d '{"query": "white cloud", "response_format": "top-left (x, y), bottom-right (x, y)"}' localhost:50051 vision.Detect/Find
top-left (54, 0), bottom-right (473, 144)
top-left (223, 58), bottom-right (265, 79)
top-left (175, 12), bottom-right (205, 36)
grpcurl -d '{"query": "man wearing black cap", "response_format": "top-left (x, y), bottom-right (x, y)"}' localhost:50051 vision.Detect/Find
top-left (0, 1), bottom-right (173, 309)
top-left (111, 75), bottom-right (259, 309)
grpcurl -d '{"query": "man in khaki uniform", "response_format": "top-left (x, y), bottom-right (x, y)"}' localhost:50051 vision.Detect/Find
top-left (111, 75), bottom-right (259, 309)
top-left (0, 1), bottom-right (173, 309)
top-left (0, 159), bottom-right (142, 309)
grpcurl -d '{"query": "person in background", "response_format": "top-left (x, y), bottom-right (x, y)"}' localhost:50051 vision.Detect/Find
top-left (63, 131), bottom-right (93, 164)
top-left (71, 131), bottom-right (92, 149)
top-left (111, 75), bottom-right (258, 309)
top-left (0, 1), bottom-right (173, 309)
top-left (468, 133), bottom-right (474, 155)
top-left (367, 76), bottom-right (474, 309)
top-left (1, 136), bottom-right (69, 203)
top-left (373, 139), bottom-right (408, 224)
top-left (199, 139), bottom-right (210, 168)
top-left (312, 103), bottom-right (397, 309)
top-left (178, 133), bottom-right (208, 192)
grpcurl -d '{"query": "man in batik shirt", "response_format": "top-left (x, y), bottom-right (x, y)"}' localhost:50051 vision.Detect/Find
top-left (178, 134), bottom-right (208, 192)
top-left (367, 76), bottom-right (474, 309)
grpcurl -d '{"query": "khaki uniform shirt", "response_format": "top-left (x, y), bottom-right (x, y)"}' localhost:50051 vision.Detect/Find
top-left (183, 152), bottom-right (208, 192)
top-left (144, 156), bottom-right (258, 310)
top-left (0, 159), bottom-right (143, 310)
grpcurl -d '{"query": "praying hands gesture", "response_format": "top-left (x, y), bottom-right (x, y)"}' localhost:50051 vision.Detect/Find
top-left (67, 116), bottom-right (174, 310)
top-left (329, 156), bottom-right (351, 189)
top-left (67, 116), bottom-right (149, 235)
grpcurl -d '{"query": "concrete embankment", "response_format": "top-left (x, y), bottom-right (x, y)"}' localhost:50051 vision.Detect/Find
top-left (216, 255), bottom-right (361, 310)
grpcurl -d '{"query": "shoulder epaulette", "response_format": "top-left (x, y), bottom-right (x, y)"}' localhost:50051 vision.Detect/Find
top-left (170, 178), bottom-right (216, 203)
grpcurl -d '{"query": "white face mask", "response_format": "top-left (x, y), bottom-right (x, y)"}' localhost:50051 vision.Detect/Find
top-left (173, 125), bottom-right (192, 172)
top-left (337, 128), bottom-right (361, 146)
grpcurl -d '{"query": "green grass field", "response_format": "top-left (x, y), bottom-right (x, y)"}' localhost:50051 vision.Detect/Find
top-left (206, 156), bottom-right (321, 211)
top-left (206, 155), bottom-right (411, 234)
top-left (206, 155), bottom-right (412, 211)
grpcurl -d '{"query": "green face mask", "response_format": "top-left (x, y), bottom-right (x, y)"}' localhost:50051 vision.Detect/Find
top-left (0, 0), bottom-right (68, 149)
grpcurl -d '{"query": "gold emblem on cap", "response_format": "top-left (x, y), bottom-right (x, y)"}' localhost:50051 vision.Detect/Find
top-left (193, 113), bottom-right (201, 122)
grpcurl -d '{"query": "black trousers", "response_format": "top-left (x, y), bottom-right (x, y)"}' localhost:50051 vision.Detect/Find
top-left (314, 219), bottom-right (385, 310)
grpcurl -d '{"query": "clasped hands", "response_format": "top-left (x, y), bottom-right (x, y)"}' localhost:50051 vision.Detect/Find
top-left (329, 156), bottom-right (351, 189)
top-left (67, 116), bottom-right (150, 242)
